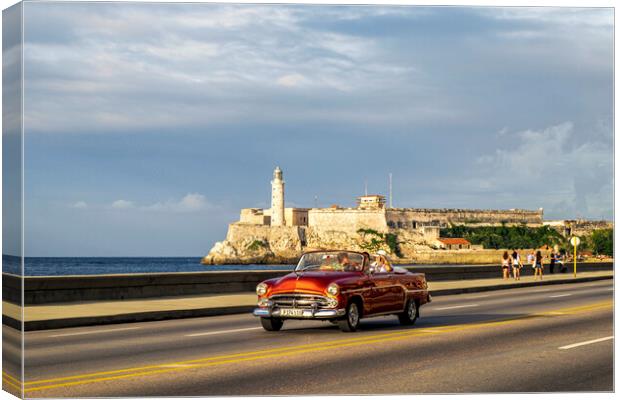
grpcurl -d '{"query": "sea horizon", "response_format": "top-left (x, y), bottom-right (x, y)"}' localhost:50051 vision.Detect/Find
top-left (1, 254), bottom-right (495, 276)
top-left (2, 254), bottom-right (294, 276)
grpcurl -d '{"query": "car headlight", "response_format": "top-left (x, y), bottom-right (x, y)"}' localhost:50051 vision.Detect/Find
top-left (327, 283), bottom-right (339, 296)
top-left (256, 283), bottom-right (268, 296)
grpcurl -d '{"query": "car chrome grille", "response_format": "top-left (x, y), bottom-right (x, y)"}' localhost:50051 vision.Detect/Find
top-left (269, 294), bottom-right (331, 309)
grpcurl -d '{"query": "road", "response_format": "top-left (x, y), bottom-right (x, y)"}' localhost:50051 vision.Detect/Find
top-left (2, 279), bottom-right (614, 396)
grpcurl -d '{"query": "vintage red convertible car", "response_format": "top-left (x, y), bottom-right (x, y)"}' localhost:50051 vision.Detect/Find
top-left (253, 250), bottom-right (431, 332)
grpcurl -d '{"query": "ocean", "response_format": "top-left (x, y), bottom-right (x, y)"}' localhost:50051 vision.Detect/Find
top-left (2, 255), bottom-right (293, 276)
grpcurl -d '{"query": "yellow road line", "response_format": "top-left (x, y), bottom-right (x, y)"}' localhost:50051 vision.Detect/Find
top-left (3, 377), bottom-right (22, 392)
top-left (2, 371), bottom-right (21, 385)
top-left (23, 300), bottom-right (612, 393)
top-left (26, 330), bottom-right (443, 392)
top-left (23, 327), bottom-right (428, 386)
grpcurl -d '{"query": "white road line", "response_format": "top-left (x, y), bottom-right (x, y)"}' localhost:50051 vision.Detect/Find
top-left (434, 304), bottom-right (479, 311)
top-left (48, 327), bottom-right (140, 338)
top-left (549, 294), bottom-right (572, 298)
top-left (186, 327), bottom-right (263, 337)
top-left (468, 294), bottom-right (491, 299)
top-left (558, 336), bottom-right (613, 350)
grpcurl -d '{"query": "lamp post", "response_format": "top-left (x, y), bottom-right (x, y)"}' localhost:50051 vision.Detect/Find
top-left (570, 236), bottom-right (581, 278)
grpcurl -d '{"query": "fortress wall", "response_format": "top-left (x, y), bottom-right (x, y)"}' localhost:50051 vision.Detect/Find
top-left (570, 220), bottom-right (614, 236)
top-left (239, 209), bottom-right (270, 225)
top-left (307, 208), bottom-right (388, 233)
top-left (226, 223), bottom-right (272, 242)
top-left (543, 219), bottom-right (613, 236)
top-left (386, 208), bottom-right (543, 227)
top-left (204, 224), bottom-right (303, 264)
top-left (226, 224), bottom-right (302, 248)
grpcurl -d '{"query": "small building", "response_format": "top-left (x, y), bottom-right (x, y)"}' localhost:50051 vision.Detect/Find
top-left (435, 237), bottom-right (472, 250)
top-left (356, 195), bottom-right (386, 210)
top-left (285, 208), bottom-right (309, 227)
top-left (422, 226), bottom-right (440, 241)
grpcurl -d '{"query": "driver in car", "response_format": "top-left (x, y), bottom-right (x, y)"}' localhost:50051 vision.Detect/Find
top-left (337, 252), bottom-right (360, 271)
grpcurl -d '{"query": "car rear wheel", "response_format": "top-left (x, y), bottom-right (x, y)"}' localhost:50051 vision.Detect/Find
top-left (260, 317), bottom-right (283, 331)
top-left (338, 302), bottom-right (360, 332)
top-left (398, 299), bottom-right (418, 325)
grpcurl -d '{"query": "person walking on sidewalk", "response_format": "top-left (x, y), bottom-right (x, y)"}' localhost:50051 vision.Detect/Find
top-left (534, 250), bottom-right (544, 280)
top-left (557, 252), bottom-right (567, 273)
top-left (501, 251), bottom-right (511, 280)
top-left (548, 251), bottom-right (556, 274)
top-left (511, 249), bottom-right (522, 280)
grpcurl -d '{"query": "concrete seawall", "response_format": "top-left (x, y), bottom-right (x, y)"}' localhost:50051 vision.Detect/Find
top-left (2, 262), bottom-right (613, 305)
top-left (3, 270), bottom-right (286, 305)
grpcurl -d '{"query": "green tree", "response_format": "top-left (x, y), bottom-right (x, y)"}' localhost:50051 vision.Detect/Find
top-left (357, 228), bottom-right (403, 257)
top-left (357, 228), bottom-right (385, 253)
top-left (590, 229), bottom-right (613, 256)
top-left (440, 225), bottom-right (564, 250)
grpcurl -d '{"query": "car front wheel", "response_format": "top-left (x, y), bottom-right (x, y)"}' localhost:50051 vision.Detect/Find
top-left (260, 317), bottom-right (284, 331)
top-left (398, 299), bottom-right (418, 325)
top-left (338, 302), bottom-right (361, 332)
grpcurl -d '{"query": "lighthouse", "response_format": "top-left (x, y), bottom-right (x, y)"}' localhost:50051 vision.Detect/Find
top-left (270, 166), bottom-right (285, 226)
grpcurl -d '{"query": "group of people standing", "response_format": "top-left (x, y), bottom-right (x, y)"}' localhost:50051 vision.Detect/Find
top-left (501, 249), bottom-right (547, 281)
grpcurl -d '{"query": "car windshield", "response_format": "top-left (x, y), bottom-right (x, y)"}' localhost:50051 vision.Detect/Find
top-left (295, 251), bottom-right (365, 273)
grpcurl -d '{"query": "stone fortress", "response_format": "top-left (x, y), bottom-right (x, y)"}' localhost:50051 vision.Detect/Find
top-left (203, 167), bottom-right (610, 264)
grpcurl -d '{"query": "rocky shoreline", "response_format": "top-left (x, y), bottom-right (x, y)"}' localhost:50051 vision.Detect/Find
top-left (202, 238), bottom-right (552, 266)
top-left (203, 219), bottom-right (613, 266)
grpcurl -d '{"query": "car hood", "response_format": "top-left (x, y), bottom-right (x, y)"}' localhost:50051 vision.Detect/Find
top-left (269, 271), bottom-right (361, 295)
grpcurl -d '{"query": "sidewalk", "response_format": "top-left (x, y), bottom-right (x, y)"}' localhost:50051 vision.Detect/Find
top-left (3, 270), bottom-right (613, 330)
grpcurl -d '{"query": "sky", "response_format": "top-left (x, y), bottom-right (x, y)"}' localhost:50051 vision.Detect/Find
top-left (5, 3), bottom-right (614, 256)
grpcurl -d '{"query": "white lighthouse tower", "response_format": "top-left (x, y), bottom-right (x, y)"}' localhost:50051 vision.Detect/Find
top-left (270, 166), bottom-right (285, 226)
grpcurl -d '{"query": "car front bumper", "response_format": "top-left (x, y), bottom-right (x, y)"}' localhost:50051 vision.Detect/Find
top-left (253, 307), bottom-right (346, 319)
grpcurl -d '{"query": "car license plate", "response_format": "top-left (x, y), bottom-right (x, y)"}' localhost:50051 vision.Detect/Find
top-left (279, 308), bottom-right (304, 317)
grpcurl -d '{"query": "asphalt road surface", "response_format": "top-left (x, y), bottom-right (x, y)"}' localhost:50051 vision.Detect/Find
top-left (3, 279), bottom-right (614, 396)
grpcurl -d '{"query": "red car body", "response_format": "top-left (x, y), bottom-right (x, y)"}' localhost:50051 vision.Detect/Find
top-left (253, 250), bottom-right (431, 332)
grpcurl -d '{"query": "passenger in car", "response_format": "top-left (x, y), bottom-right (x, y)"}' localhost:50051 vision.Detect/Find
top-left (371, 254), bottom-right (392, 273)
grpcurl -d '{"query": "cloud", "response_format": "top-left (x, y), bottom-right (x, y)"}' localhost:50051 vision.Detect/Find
top-left (21, 4), bottom-right (455, 134)
top-left (477, 122), bottom-right (573, 181)
top-left (144, 193), bottom-right (210, 213)
top-left (71, 201), bottom-right (88, 209)
top-left (276, 73), bottom-right (307, 87)
top-left (496, 127), bottom-right (509, 137)
top-left (176, 193), bottom-right (209, 212)
top-left (487, 7), bottom-right (613, 28)
top-left (473, 122), bottom-right (612, 218)
top-left (111, 199), bottom-right (135, 209)
top-left (22, 5), bottom-right (612, 138)
top-left (97, 194), bottom-right (214, 213)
